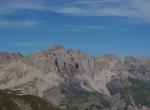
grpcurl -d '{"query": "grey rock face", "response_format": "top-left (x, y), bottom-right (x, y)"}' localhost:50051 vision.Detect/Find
top-left (0, 52), bottom-right (23, 64)
top-left (0, 45), bottom-right (150, 110)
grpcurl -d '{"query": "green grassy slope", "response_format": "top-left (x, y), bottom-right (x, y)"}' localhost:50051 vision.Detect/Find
top-left (121, 78), bottom-right (150, 107)
top-left (0, 90), bottom-right (60, 110)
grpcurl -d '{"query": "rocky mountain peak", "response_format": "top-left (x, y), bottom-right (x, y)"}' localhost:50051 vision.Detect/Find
top-left (98, 54), bottom-right (119, 62)
top-left (0, 45), bottom-right (150, 110)
top-left (122, 56), bottom-right (139, 64)
top-left (50, 44), bottom-right (64, 51)
top-left (0, 52), bottom-right (23, 64)
top-left (122, 56), bottom-right (149, 66)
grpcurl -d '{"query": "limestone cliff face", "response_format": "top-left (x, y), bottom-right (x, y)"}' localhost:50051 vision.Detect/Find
top-left (0, 45), bottom-right (150, 110)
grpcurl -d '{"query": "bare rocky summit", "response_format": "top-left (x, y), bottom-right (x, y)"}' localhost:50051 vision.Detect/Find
top-left (0, 52), bottom-right (23, 64)
top-left (0, 45), bottom-right (150, 110)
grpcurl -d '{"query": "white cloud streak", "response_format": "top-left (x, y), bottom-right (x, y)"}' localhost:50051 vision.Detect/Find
top-left (59, 25), bottom-right (113, 31)
top-left (51, 0), bottom-right (150, 22)
top-left (0, 20), bottom-right (41, 28)
top-left (0, 0), bottom-right (150, 23)
top-left (0, 0), bottom-right (47, 15)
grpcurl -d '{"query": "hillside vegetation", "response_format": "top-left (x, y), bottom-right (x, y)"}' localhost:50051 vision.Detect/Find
top-left (0, 90), bottom-right (60, 110)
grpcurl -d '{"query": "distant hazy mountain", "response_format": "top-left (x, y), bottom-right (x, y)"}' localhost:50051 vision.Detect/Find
top-left (0, 45), bottom-right (150, 110)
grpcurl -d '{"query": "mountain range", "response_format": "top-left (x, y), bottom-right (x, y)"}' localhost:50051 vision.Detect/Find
top-left (0, 44), bottom-right (150, 110)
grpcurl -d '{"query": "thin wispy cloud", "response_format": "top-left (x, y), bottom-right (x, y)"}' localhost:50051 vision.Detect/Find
top-left (0, 0), bottom-right (150, 24)
top-left (0, 0), bottom-right (47, 15)
top-left (0, 20), bottom-right (41, 28)
top-left (59, 25), bottom-right (113, 32)
top-left (50, 0), bottom-right (150, 22)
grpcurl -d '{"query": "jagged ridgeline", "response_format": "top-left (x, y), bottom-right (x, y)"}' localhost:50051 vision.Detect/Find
top-left (0, 45), bottom-right (150, 110)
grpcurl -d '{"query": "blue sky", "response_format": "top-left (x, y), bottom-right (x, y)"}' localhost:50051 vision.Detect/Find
top-left (0, 0), bottom-right (150, 57)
